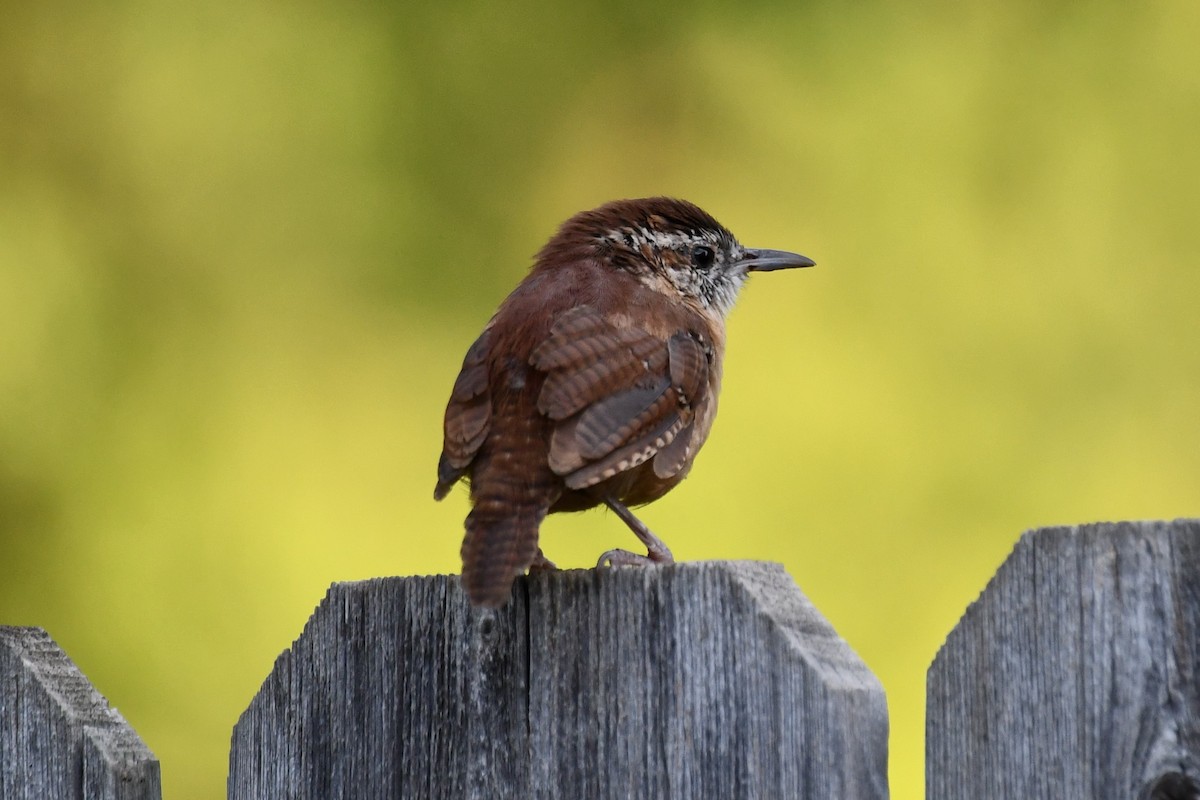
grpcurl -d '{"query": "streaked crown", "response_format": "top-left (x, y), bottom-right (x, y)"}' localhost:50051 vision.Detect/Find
top-left (536, 197), bottom-right (751, 316)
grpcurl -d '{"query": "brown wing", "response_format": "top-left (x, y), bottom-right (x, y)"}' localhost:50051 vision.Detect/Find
top-left (434, 328), bottom-right (493, 500)
top-left (530, 307), bottom-right (710, 491)
top-left (651, 331), bottom-right (710, 479)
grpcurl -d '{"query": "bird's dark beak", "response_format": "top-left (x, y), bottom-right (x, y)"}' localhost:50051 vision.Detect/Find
top-left (740, 248), bottom-right (816, 272)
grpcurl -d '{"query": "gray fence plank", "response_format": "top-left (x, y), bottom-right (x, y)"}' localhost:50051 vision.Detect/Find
top-left (927, 519), bottom-right (1200, 799)
top-left (0, 626), bottom-right (161, 800)
top-left (229, 561), bottom-right (889, 799)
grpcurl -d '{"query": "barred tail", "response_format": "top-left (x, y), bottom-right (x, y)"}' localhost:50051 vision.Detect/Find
top-left (458, 403), bottom-right (558, 607)
top-left (460, 490), bottom-right (546, 607)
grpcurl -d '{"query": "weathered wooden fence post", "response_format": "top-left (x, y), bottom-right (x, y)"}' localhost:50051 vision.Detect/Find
top-left (927, 519), bottom-right (1200, 799)
top-left (0, 626), bottom-right (161, 800)
top-left (228, 561), bottom-right (889, 799)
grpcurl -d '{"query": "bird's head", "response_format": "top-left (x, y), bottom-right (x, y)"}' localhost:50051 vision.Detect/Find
top-left (535, 197), bottom-right (814, 317)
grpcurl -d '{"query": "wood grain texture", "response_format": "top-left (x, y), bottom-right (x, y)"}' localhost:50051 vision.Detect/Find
top-left (0, 626), bottom-right (161, 800)
top-left (927, 519), bottom-right (1200, 799)
top-left (228, 561), bottom-right (889, 799)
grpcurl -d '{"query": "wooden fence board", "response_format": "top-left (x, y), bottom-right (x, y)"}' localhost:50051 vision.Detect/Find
top-left (0, 626), bottom-right (161, 800)
top-left (927, 519), bottom-right (1200, 799)
top-left (228, 561), bottom-right (889, 799)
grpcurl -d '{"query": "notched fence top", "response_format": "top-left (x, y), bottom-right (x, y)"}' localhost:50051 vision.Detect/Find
top-left (0, 626), bottom-right (161, 800)
top-left (229, 561), bottom-right (890, 800)
top-left (927, 518), bottom-right (1200, 800)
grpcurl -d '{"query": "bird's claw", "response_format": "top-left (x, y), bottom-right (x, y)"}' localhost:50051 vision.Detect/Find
top-left (596, 544), bottom-right (674, 569)
top-left (529, 549), bottom-right (558, 572)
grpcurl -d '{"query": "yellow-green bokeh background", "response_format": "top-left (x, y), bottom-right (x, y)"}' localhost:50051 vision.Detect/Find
top-left (3, 2), bottom-right (1199, 797)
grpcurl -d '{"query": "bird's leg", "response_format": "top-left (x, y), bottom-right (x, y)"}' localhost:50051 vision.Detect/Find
top-left (528, 547), bottom-right (558, 572)
top-left (596, 497), bottom-right (675, 568)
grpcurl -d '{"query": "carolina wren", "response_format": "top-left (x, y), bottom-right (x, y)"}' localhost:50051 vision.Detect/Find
top-left (435, 197), bottom-right (814, 607)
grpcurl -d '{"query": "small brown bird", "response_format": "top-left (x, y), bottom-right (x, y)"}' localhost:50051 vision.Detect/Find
top-left (435, 197), bottom-right (814, 606)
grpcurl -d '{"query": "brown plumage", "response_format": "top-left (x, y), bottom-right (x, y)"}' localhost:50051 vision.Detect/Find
top-left (435, 197), bottom-right (814, 606)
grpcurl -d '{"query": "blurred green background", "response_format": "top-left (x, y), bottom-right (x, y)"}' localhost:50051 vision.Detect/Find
top-left (2, 0), bottom-right (1198, 797)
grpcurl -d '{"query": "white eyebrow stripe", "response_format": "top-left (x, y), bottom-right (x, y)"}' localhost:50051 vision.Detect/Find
top-left (603, 227), bottom-right (723, 251)
top-left (598, 226), bottom-right (748, 317)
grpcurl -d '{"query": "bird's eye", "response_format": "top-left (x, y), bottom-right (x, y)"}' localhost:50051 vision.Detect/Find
top-left (692, 245), bottom-right (715, 268)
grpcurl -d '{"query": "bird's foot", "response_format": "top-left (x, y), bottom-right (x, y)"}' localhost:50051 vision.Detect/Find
top-left (597, 496), bottom-right (675, 568)
top-left (596, 541), bottom-right (674, 569)
top-left (529, 548), bottom-right (558, 572)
